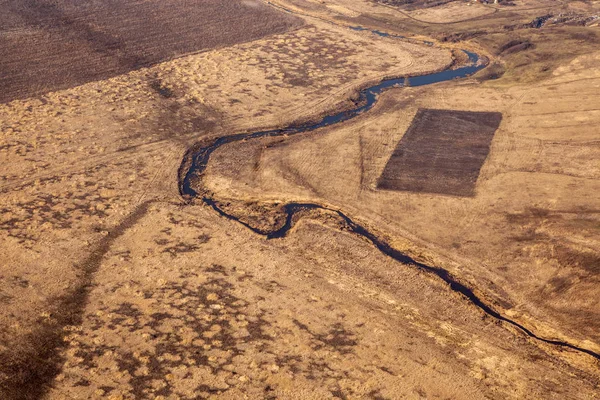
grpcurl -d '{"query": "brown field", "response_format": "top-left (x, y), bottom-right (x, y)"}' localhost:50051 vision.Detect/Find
top-left (1, 0), bottom-right (600, 398)
top-left (0, 0), bottom-right (301, 103)
top-left (377, 109), bottom-right (502, 196)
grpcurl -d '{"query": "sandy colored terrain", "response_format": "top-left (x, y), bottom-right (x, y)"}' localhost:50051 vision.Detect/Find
top-left (406, 1), bottom-right (496, 24)
top-left (45, 202), bottom-right (600, 399)
top-left (1, 0), bottom-right (599, 398)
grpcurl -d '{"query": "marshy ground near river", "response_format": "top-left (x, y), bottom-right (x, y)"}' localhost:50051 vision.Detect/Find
top-left (1, 0), bottom-right (599, 399)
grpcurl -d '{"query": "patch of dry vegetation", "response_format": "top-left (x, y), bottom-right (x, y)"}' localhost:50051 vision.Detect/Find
top-left (406, 1), bottom-right (496, 23)
top-left (46, 204), bottom-right (600, 399)
top-left (476, 26), bottom-right (599, 83)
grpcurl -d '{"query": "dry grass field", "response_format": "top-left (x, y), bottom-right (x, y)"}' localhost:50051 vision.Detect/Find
top-left (43, 202), bottom-right (600, 399)
top-left (405, 1), bottom-right (497, 23)
top-left (1, 0), bottom-right (599, 398)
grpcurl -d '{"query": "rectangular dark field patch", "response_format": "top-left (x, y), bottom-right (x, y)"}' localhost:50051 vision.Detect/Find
top-left (377, 109), bottom-right (502, 197)
top-left (0, 0), bottom-right (300, 103)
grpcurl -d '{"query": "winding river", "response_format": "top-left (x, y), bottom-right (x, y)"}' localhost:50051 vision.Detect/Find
top-left (179, 26), bottom-right (600, 361)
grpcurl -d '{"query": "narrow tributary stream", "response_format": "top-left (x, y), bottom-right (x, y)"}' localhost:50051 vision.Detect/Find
top-left (179, 26), bottom-right (600, 362)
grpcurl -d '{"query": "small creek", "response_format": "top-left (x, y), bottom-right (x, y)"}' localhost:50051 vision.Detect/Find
top-left (179, 26), bottom-right (600, 361)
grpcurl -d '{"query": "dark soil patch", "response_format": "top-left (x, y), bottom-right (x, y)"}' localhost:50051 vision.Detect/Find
top-left (377, 109), bottom-right (502, 196)
top-left (149, 80), bottom-right (175, 99)
top-left (497, 39), bottom-right (535, 55)
top-left (0, 0), bottom-right (301, 103)
top-left (477, 62), bottom-right (506, 81)
top-left (555, 245), bottom-right (600, 275)
top-left (373, 0), bottom-right (455, 11)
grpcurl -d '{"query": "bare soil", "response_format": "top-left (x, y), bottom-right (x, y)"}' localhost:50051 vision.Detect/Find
top-left (377, 109), bottom-right (502, 196)
top-left (0, 0), bottom-right (301, 103)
